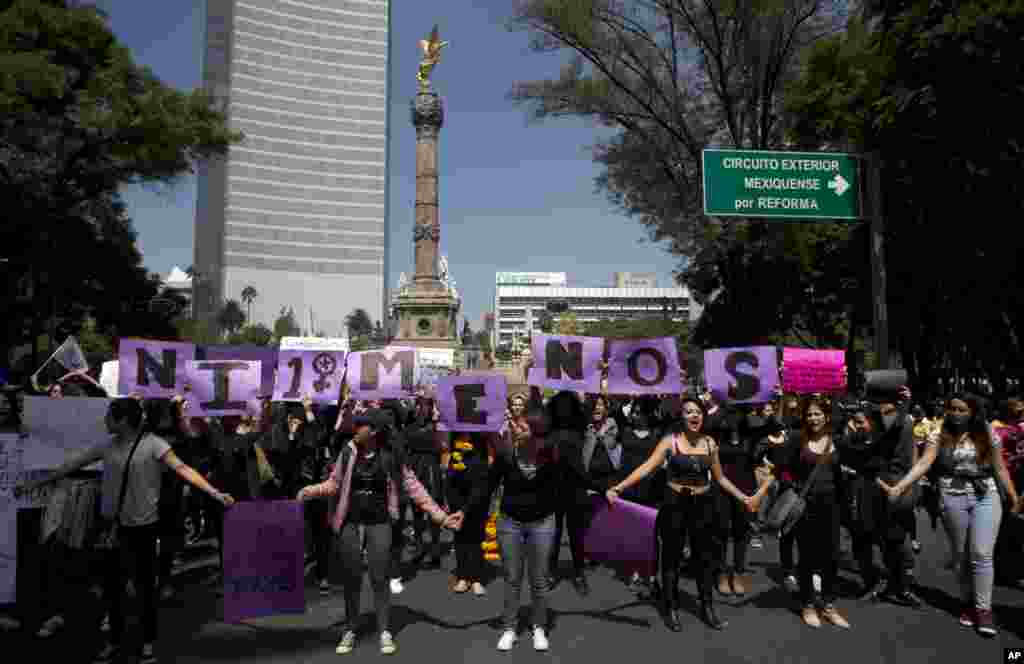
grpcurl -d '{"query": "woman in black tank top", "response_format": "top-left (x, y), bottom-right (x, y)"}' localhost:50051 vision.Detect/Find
top-left (608, 397), bottom-right (769, 632)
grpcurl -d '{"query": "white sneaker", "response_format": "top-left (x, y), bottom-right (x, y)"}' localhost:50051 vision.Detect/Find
top-left (812, 574), bottom-right (822, 593)
top-left (496, 630), bottom-right (517, 651)
top-left (389, 578), bottom-right (404, 595)
top-left (100, 613), bottom-right (111, 633)
top-left (380, 631), bottom-right (397, 655)
top-left (532, 626), bottom-right (549, 651)
top-left (335, 630), bottom-right (357, 655)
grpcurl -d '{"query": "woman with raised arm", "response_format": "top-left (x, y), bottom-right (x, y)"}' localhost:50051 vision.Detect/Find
top-left (16, 398), bottom-right (235, 664)
top-left (879, 394), bottom-right (1023, 638)
top-left (607, 397), bottom-right (763, 632)
top-left (296, 411), bottom-right (459, 657)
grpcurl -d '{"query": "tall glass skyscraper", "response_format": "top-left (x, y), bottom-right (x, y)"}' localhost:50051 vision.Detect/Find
top-left (194, 0), bottom-right (390, 335)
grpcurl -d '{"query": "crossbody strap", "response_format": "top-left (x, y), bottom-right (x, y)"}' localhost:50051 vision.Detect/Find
top-left (114, 431), bottom-right (146, 526)
top-left (798, 442), bottom-right (831, 500)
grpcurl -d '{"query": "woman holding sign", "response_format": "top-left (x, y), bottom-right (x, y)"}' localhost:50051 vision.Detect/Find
top-left (607, 397), bottom-right (766, 632)
top-left (296, 411), bottom-right (460, 657)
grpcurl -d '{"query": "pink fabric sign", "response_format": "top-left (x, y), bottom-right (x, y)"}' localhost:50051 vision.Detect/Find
top-left (704, 346), bottom-right (779, 404)
top-left (117, 338), bottom-right (196, 398)
top-left (436, 373), bottom-right (508, 432)
top-left (272, 350), bottom-right (347, 404)
top-left (606, 337), bottom-right (682, 395)
top-left (184, 360), bottom-right (261, 416)
top-left (527, 335), bottom-right (603, 393)
top-left (782, 348), bottom-right (847, 394)
top-left (583, 496), bottom-right (657, 578)
top-left (347, 347), bottom-right (418, 400)
top-left (222, 500), bottom-right (306, 623)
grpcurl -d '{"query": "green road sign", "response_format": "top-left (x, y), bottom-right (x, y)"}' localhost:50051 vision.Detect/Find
top-left (702, 149), bottom-right (862, 220)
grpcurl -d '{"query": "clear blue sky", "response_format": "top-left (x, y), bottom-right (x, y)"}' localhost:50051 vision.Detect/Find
top-left (102, 0), bottom-right (682, 326)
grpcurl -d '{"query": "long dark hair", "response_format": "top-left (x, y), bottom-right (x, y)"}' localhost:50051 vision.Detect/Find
top-left (664, 396), bottom-right (704, 436)
top-left (799, 396), bottom-right (835, 460)
top-left (942, 393), bottom-right (995, 464)
top-left (143, 399), bottom-right (180, 437)
top-left (546, 390), bottom-right (586, 433)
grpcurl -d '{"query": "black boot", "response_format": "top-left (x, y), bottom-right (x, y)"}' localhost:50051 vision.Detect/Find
top-left (700, 585), bottom-right (728, 630)
top-left (660, 570), bottom-right (681, 632)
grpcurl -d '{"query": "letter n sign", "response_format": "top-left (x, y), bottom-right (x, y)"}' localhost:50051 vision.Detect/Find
top-left (117, 338), bottom-right (196, 398)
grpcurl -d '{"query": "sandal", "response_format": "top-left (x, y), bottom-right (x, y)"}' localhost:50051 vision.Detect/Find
top-left (801, 606), bottom-right (821, 628)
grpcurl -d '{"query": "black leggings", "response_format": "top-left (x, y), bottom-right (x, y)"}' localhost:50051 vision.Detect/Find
top-left (657, 491), bottom-right (719, 602)
top-left (104, 523), bottom-right (159, 645)
top-left (306, 501), bottom-right (331, 582)
top-left (550, 505), bottom-right (590, 577)
top-left (453, 509), bottom-right (488, 582)
top-left (334, 522), bottom-right (392, 632)
top-left (793, 493), bottom-right (840, 606)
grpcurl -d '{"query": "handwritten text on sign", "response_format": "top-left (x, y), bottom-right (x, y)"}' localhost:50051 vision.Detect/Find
top-left (782, 348), bottom-right (846, 394)
top-left (117, 338), bottom-right (196, 398)
top-left (606, 338), bottom-right (682, 396)
top-left (347, 347), bottom-right (418, 400)
top-left (185, 361), bottom-right (261, 416)
top-left (436, 374), bottom-right (508, 433)
top-left (272, 350), bottom-right (346, 403)
top-left (527, 335), bottom-right (603, 393)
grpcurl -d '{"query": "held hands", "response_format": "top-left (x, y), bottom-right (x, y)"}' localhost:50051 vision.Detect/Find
top-left (442, 511), bottom-right (464, 531)
top-left (217, 492), bottom-right (236, 508)
top-left (605, 487), bottom-right (621, 507)
top-left (302, 394), bottom-right (313, 410)
top-left (877, 478), bottom-right (902, 501)
top-left (296, 487), bottom-right (312, 502)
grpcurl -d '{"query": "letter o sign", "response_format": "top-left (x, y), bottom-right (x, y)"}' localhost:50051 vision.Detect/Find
top-left (627, 348), bottom-right (667, 387)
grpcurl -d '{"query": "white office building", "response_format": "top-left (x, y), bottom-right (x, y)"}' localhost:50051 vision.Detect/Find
top-left (194, 0), bottom-right (390, 335)
top-left (492, 272), bottom-right (700, 350)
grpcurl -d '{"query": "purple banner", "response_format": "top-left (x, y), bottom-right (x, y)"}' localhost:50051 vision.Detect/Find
top-left (222, 500), bottom-right (306, 623)
top-left (703, 346), bottom-right (778, 404)
top-left (436, 373), bottom-right (508, 432)
top-left (272, 350), bottom-right (347, 404)
top-left (606, 337), bottom-right (682, 395)
top-left (584, 496), bottom-right (657, 578)
top-left (117, 338), bottom-right (195, 398)
top-left (199, 345), bottom-right (277, 396)
top-left (527, 335), bottom-right (603, 393)
top-left (184, 361), bottom-right (261, 416)
top-left (347, 347), bottom-right (417, 400)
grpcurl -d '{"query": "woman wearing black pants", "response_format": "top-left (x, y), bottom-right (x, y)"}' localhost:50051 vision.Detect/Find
top-left (609, 398), bottom-right (763, 631)
top-left (446, 432), bottom-right (492, 595)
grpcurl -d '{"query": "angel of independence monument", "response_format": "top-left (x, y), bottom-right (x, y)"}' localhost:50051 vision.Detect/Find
top-left (391, 26), bottom-right (460, 349)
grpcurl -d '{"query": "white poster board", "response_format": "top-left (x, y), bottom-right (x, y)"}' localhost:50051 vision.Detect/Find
top-left (279, 337), bottom-right (349, 352)
top-left (0, 434), bottom-right (53, 604)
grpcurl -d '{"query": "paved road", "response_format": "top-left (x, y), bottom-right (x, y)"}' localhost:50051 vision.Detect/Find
top-left (6, 511), bottom-right (1024, 663)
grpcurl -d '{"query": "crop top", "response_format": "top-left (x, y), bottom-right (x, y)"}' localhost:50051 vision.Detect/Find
top-left (666, 436), bottom-right (712, 484)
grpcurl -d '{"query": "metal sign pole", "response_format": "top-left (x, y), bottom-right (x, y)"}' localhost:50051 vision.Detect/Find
top-left (865, 152), bottom-right (890, 370)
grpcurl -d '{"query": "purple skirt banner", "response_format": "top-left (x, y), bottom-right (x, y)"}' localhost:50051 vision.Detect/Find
top-left (117, 338), bottom-right (195, 398)
top-left (347, 347), bottom-right (418, 400)
top-left (272, 350), bottom-right (347, 404)
top-left (437, 373), bottom-right (508, 432)
top-left (782, 347), bottom-right (847, 394)
top-left (606, 337), bottom-right (682, 396)
top-left (527, 335), bottom-right (603, 393)
top-left (185, 361), bottom-right (261, 416)
top-left (198, 345), bottom-right (277, 396)
top-left (704, 346), bottom-right (778, 404)
top-left (583, 496), bottom-right (657, 578)
top-left (222, 500), bottom-right (306, 623)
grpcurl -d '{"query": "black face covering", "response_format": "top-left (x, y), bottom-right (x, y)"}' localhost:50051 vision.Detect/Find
top-left (944, 414), bottom-right (969, 435)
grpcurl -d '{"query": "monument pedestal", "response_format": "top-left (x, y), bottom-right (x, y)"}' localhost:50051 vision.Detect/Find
top-left (393, 284), bottom-right (459, 349)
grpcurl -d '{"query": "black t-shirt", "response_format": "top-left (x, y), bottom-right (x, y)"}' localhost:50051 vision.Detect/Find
top-left (349, 453), bottom-right (389, 524)
top-left (481, 446), bottom-right (560, 523)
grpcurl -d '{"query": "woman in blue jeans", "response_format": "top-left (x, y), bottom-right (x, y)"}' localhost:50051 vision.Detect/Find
top-left (455, 408), bottom-right (606, 652)
top-left (881, 394), bottom-right (1022, 638)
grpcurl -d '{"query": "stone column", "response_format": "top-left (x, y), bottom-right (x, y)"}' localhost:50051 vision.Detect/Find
top-left (411, 90), bottom-right (443, 289)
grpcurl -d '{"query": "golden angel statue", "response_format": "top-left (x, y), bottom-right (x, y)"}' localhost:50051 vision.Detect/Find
top-left (417, 25), bottom-right (449, 90)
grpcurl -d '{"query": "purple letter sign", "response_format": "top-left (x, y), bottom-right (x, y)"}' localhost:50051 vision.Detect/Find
top-left (437, 373), bottom-right (508, 432)
top-left (222, 500), bottom-right (306, 623)
top-left (199, 345), bottom-right (277, 396)
top-left (606, 338), bottom-right (682, 396)
top-left (272, 350), bottom-right (346, 404)
top-left (348, 347), bottom-right (418, 400)
top-left (527, 335), bottom-right (603, 393)
top-left (117, 338), bottom-right (195, 398)
top-left (704, 346), bottom-right (778, 404)
top-left (185, 361), bottom-right (261, 416)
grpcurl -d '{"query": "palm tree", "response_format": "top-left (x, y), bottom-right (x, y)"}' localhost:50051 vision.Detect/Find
top-left (241, 285), bottom-right (258, 322)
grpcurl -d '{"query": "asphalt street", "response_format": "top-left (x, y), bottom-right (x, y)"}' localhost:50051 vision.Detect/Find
top-left (5, 510), bottom-right (1024, 663)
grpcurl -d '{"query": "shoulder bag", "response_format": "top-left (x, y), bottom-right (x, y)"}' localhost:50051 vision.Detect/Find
top-left (763, 453), bottom-right (827, 536)
top-left (94, 431), bottom-right (146, 550)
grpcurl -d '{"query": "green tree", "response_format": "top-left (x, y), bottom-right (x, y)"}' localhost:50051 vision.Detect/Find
top-left (538, 310), bottom-right (555, 334)
top-left (784, 0), bottom-right (1024, 391)
top-left (272, 307), bottom-right (301, 340)
top-left (350, 336), bottom-right (370, 352)
top-left (0, 1), bottom-right (241, 369)
top-left (555, 311), bottom-right (579, 336)
top-left (230, 323), bottom-right (273, 347)
top-left (175, 317), bottom-right (221, 346)
top-left (371, 320), bottom-right (386, 347)
top-left (345, 308), bottom-right (374, 339)
top-left (507, 0), bottom-right (850, 348)
top-left (217, 299), bottom-right (246, 335)
top-left (240, 285), bottom-right (258, 322)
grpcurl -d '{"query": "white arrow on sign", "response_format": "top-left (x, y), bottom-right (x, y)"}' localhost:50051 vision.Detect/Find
top-left (828, 174), bottom-right (850, 196)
